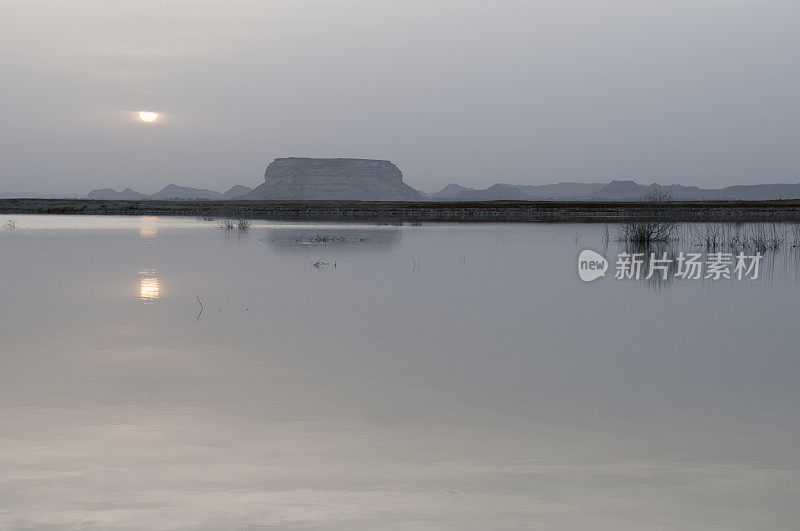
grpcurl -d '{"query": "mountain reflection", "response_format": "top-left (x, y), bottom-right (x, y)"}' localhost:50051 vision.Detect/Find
top-left (263, 227), bottom-right (402, 254)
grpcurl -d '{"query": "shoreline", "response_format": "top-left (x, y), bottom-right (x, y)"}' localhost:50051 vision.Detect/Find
top-left (2, 198), bottom-right (800, 223)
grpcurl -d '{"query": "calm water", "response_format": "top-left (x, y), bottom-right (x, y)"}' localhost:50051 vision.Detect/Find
top-left (1, 215), bottom-right (799, 529)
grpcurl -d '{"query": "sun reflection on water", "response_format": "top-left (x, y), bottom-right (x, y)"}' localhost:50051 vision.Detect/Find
top-left (140, 217), bottom-right (158, 239)
top-left (139, 275), bottom-right (160, 301)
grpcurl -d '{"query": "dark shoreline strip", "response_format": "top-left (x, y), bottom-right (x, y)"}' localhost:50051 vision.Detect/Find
top-left (2, 198), bottom-right (800, 223)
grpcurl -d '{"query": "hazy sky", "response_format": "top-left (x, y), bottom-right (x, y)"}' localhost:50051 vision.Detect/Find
top-left (1, 0), bottom-right (798, 195)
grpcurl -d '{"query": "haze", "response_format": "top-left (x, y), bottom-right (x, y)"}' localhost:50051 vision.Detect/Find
top-left (1, 0), bottom-right (798, 195)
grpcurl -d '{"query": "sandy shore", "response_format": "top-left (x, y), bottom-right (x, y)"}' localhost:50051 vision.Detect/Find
top-left (2, 198), bottom-right (800, 223)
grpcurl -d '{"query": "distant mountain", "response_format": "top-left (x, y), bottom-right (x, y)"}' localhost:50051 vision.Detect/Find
top-left (426, 179), bottom-right (800, 201)
top-left (86, 188), bottom-right (148, 200)
top-left (149, 185), bottom-right (224, 201)
top-left (1, 192), bottom-right (81, 199)
top-left (589, 180), bottom-right (800, 201)
top-left (590, 180), bottom-right (657, 200)
top-left (517, 182), bottom-right (606, 199)
top-left (84, 184), bottom-right (254, 201)
top-left (79, 178), bottom-right (800, 203)
top-left (432, 182), bottom-right (608, 201)
top-left (716, 183), bottom-right (800, 200)
top-left (431, 184), bottom-right (475, 199)
top-left (222, 185), bottom-right (252, 199)
top-left (452, 183), bottom-right (539, 201)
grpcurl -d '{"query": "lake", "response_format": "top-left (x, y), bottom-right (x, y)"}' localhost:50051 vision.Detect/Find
top-left (1, 215), bottom-right (799, 529)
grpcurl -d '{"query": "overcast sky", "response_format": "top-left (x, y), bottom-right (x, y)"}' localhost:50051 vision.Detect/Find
top-left (1, 0), bottom-right (798, 195)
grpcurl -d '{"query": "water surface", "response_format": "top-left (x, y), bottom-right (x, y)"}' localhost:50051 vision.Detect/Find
top-left (1, 215), bottom-right (799, 529)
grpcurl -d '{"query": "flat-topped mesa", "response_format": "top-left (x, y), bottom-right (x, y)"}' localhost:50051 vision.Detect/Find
top-left (244, 157), bottom-right (422, 201)
top-left (265, 157), bottom-right (403, 183)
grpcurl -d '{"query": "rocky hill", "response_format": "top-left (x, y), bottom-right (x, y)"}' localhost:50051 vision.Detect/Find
top-left (451, 183), bottom-right (539, 201)
top-left (430, 184), bottom-right (475, 199)
top-left (222, 185), bottom-right (252, 199)
top-left (150, 185), bottom-right (223, 200)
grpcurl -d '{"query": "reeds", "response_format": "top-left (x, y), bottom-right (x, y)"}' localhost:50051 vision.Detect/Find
top-left (686, 223), bottom-right (787, 252)
top-left (791, 223), bottom-right (800, 247)
top-left (220, 218), bottom-right (251, 231)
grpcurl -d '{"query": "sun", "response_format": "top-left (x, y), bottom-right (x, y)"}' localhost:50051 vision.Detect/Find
top-left (138, 111), bottom-right (158, 123)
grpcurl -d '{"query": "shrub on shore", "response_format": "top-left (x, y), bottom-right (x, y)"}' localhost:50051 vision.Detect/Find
top-left (617, 190), bottom-right (676, 244)
top-left (220, 218), bottom-right (251, 231)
